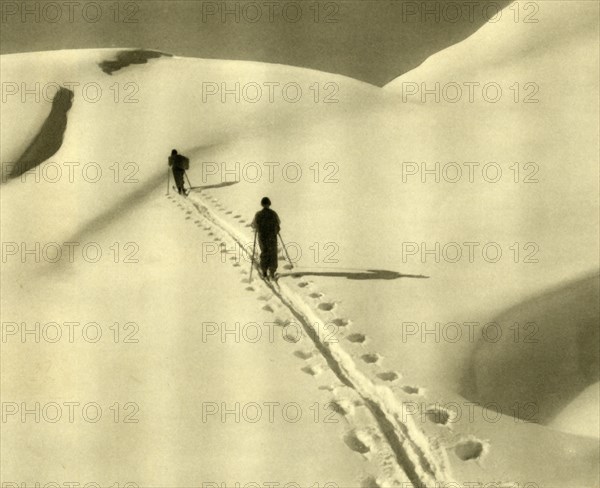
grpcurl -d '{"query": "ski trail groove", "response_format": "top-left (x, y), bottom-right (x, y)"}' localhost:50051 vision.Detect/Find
top-left (184, 194), bottom-right (454, 487)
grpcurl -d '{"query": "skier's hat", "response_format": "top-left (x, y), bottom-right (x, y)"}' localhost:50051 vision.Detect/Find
top-left (261, 197), bottom-right (271, 207)
top-left (171, 149), bottom-right (178, 155)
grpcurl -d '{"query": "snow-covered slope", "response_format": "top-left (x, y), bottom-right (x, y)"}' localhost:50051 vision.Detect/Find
top-left (2, 0), bottom-right (599, 483)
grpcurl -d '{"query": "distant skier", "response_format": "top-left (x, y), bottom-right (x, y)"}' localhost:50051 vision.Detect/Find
top-left (168, 149), bottom-right (190, 195)
top-left (251, 197), bottom-right (281, 280)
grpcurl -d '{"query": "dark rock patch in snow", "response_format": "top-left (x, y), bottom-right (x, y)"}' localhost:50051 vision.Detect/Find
top-left (8, 88), bottom-right (73, 179)
top-left (99, 49), bottom-right (172, 75)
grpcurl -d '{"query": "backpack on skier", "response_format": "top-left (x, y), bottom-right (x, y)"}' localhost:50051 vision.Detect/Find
top-left (169, 154), bottom-right (189, 171)
top-left (179, 155), bottom-right (190, 170)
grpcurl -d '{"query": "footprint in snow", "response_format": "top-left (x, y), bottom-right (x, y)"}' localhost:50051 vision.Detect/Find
top-left (293, 350), bottom-right (314, 360)
top-left (454, 437), bottom-right (488, 461)
top-left (301, 365), bottom-right (323, 376)
top-left (328, 400), bottom-right (351, 417)
top-left (346, 333), bottom-right (366, 344)
top-left (361, 353), bottom-right (380, 364)
top-left (343, 430), bottom-right (370, 455)
top-left (331, 318), bottom-right (349, 327)
top-left (317, 302), bottom-right (336, 311)
top-left (309, 292), bottom-right (323, 299)
top-left (360, 476), bottom-right (381, 488)
top-left (297, 282), bottom-right (309, 288)
top-left (400, 385), bottom-right (422, 395)
top-left (424, 406), bottom-right (453, 425)
top-left (282, 326), bottom-right (301, 342)
top-left (376, 371), bottom-right (399, 382)
top-left (273, 318), bottom-right (289, 328)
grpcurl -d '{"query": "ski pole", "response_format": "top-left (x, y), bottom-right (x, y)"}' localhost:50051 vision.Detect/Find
top-left (278, 233), bottom-right (294, 269)
top-left (249, 230), bottom-right (258, 283)
top-left (166, 167), bottom-right (171, 195)
top-left (185, 172), bottom-right (193, 191)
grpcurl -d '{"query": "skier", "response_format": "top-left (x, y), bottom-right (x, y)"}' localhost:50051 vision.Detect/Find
top-left (251, 197), bottom-right (281, 280)
top-left (168, 149), bottom-right (190, 195)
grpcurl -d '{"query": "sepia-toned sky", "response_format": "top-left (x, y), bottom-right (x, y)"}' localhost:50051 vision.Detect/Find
top-left (0, 0), bottom-right (511, 85)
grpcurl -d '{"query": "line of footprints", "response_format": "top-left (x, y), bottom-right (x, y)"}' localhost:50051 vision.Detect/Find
top-left (168, 191), bottom-right (490, 477)
top-left (169, 192), bottom-right (410, 381)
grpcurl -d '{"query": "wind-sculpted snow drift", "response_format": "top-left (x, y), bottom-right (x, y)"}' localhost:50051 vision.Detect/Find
top-left (1, 1), bottom-right (599, 485)
top-left (462, 273), bottom-right (600, 426)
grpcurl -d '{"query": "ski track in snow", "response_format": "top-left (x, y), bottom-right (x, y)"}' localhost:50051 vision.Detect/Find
top-left (165, 188), bottom-right (487, 487)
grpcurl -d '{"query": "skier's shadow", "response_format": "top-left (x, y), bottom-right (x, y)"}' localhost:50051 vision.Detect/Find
top-left (188, 181), bottom-right (239, 192)
top-left (278, 268), bottom-right (429, 280)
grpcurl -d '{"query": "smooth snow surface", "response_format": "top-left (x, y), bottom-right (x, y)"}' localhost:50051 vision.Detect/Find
top-left (2, 2), bottom-right (599, 485)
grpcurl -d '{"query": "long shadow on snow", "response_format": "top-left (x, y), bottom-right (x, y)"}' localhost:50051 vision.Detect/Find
top-left (62, 143), bottom-right (223, 245)
top-left (280, 268), bottom-right (429, 281)
top-left (188, 181), bottom-right (239, 191)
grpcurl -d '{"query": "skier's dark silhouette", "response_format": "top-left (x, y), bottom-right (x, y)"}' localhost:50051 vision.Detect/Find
top-left (252, 197), bottom-right (281, 279)
top-left (168, 149), bottom-right (189, 195)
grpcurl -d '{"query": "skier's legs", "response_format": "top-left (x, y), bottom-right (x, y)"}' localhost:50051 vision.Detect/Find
top-left (258, 236), bottom-right (269, 277)
top-left (173, 169), bottom-right (185, 193)
top-left (265, 235), bottom-right (279, 277)
top-left (171, 169), bottom-right (177, 190)
top-left (258, 234), bottom-right (278, 278)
